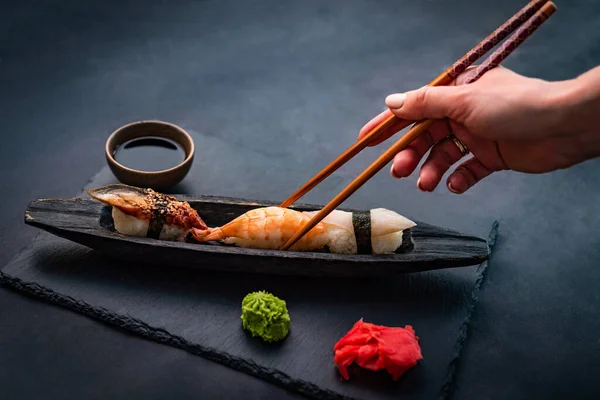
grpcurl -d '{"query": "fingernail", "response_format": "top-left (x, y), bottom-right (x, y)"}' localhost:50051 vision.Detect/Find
top-left (390, 164), bottom-right (399, 179)
top-left (447, 175), bottom-right (468, 194)
top-left (417, 177), bottom-right (425, 192)
top-left (385, 93), bottom-right (406, 109)
top-left (448, 181), bottom-right (459, 194)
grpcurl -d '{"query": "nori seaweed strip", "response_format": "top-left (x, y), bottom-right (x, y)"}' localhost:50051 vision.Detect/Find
top-left (352, 211), bottom-right (372, 254)
top-left (145, 190), bottom-right (169, 239)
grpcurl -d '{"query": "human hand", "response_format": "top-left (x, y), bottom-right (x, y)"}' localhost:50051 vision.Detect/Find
top-left (359, 66), bottom-right (599, 194)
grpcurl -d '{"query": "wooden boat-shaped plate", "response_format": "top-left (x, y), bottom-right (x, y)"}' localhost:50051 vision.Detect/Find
top-left (24, 195), bottom-right (490, 277)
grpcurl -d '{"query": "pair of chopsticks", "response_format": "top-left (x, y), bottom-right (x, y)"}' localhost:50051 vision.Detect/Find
top-left (279, 0), bottom-right (557, 251)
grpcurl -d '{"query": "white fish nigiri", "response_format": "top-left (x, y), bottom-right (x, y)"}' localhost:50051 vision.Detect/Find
top-left (303, 208), bottom-right (416, 254)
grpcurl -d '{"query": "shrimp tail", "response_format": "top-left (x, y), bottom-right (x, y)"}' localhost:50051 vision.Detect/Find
top-left (191, 227), bottom-right (223, 242)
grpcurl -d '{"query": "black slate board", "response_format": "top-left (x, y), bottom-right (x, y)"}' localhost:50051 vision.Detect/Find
top-left (1, 167), bottom-right (498, 400)
top-left (0, 231), bottom-right (495, 400)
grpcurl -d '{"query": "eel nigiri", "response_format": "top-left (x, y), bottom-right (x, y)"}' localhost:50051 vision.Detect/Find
top-left (87, 184), bottom-right (207, 241)
top-left (192, 206), bottom-right (415, 254)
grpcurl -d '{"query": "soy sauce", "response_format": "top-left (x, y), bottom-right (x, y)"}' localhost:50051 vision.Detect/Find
top-left (113, 137), bottom-right (186, 172)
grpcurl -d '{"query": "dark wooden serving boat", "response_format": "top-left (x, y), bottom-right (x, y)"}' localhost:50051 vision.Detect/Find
top-left (23, 195), bottom-right (490, 277)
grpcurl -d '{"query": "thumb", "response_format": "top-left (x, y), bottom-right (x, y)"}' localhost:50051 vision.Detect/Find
top-left (385, 85), bottom-right (467, 122)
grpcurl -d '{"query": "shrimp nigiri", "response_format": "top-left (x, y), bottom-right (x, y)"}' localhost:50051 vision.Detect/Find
top-left (192, 206), bottom-right (357, 253)
top-left (191, 206), bottom-right (416, 254)
top-left (87, 184), bottom-right (207, 241)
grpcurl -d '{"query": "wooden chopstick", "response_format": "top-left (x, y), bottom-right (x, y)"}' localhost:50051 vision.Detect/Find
top-left (279, 0), bottom-right (552, 208)
top-left (280, 1), bottom-right (557, 251)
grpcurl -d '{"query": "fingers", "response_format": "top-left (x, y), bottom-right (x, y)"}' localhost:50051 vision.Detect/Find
top-left (386, 85), bottom-right (467, 122)
top-left (390, 120), bottom-right (452, 178)
top-left (390, 131), bottom-right (434, 179)
top-left (358, 66), bottom-right (485, 147)
top-left (358, 109), bottom-right (391, 140)
top-left (416, 134), bottom-right (471, 191)
top-left (384, 66), bottom-right (512, 123)
top-left (392, 133), bottom-right (496, 194)
top-left (446, 157), bottom-right (494, 194)
top-left (357, 109), bottom-right (414, 147)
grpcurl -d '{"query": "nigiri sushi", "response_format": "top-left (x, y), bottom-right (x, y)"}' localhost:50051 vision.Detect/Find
top-left (87, 184), bottom-right (207, 241)
top-left (191, 206), bottom-right (355, 253)
top-left (191, 206), bottom-right (416, 254)
top-left (304, 208), bottom-right (416, 254)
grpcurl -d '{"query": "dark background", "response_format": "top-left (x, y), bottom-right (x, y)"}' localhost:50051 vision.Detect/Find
top-left (1, 1), bottom-right (599, 399)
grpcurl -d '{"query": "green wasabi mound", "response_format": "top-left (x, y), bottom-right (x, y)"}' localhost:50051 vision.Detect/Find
top-left (241, 291), bottom-right (290, 342)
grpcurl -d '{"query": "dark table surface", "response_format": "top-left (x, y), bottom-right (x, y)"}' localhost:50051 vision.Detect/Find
top-left (2, 1), bottom-right (599, 399)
